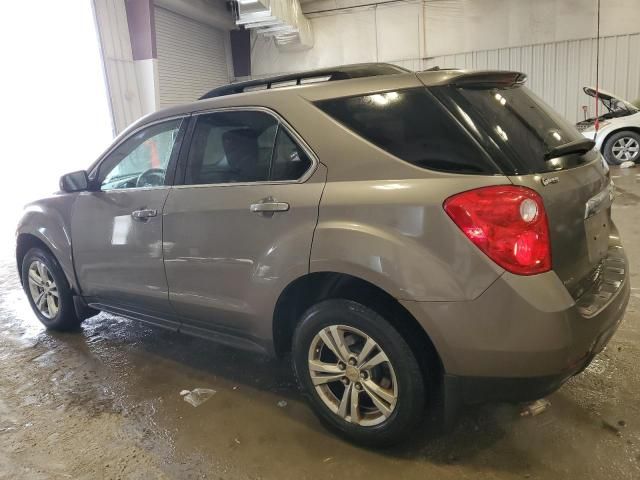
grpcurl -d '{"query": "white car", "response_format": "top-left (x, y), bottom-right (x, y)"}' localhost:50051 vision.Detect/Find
top-left (577, 86), bottom-right (640, 165)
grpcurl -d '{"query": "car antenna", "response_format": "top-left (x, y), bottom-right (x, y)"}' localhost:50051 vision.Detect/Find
top-left (594, 0), bottom-right (601, 141)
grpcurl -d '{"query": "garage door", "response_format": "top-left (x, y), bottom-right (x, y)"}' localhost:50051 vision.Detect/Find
top-left (155, 7), bottom-right (230, 108)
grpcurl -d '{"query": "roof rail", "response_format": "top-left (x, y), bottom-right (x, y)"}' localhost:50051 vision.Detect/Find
top-left (199, 63), bottom-right (410, 100)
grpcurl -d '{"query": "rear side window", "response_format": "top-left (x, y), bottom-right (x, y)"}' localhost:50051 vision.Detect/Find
top-left (271, 129), bottom-right (312, 181)
top-left (184, 110), bottom-right (313, 185)
top-left (186, 111), bottom-right (277, 184)
top-left (316, 88), bottom-right (498, 174)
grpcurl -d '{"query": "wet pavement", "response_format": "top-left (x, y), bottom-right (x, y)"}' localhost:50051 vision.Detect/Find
top-left (2, 167), bottom-right (640, 479)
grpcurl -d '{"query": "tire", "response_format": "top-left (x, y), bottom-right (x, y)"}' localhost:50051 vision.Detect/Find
top-left (603, 130), bottom-right (640, 165)
top-left (292, 299), bottom-right (426, 447)
top-left (21, 247), bottom-right (82, 331)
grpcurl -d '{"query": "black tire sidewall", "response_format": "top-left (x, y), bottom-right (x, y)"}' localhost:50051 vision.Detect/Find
top-left (604, 131), bottom-right (640, 165)
top-left (292, 299), bottom-right (425, 447)
top-left (21, 248), bottom-right (77, 330)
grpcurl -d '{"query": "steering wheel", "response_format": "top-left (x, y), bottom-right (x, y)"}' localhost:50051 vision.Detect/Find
top-left (136, 168), bottom-right (165, 188)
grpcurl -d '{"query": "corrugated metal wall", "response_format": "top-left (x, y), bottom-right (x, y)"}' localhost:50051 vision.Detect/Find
top-left (415, 33), bottom-right (640, 124)
top-left (155, 7), bottom-right (231, 107)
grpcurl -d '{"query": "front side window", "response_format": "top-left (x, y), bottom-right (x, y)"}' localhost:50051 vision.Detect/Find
top-left (100, 119), bottom-right (182, 190)
top-left (186, 111), bottom-right (277, 185)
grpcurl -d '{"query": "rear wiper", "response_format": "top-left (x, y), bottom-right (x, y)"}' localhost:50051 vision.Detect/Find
top-left (544, 138), bottom-right (595, 160)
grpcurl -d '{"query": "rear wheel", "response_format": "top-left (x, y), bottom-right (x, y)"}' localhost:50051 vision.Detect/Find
top-left (603, 130), bottom-right (640, 165)
top-left (292, 299), bottom-right (426, 447)
top-left (21, 248), bottom-right (82, 330)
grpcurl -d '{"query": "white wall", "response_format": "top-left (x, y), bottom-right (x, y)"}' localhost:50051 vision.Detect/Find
top-left (251, 0), bottom-right (640, 123)
top-left (426, 0), bottom-right (640, 56)
top-left (251, 0), bottom-right (640, 75)
top-left (251, 0), bottom-right (426, 75)
top-left (426, 32), bottom-right (640, 123)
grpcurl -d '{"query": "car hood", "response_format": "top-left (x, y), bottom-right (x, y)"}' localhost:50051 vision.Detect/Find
top-left (583, 86), bottom-right (622, 103)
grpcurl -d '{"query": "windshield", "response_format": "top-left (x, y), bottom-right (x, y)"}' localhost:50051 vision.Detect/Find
top-left (434, 85), bottom-right (592, 174)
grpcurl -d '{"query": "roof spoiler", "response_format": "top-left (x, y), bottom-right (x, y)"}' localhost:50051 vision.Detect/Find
top-left (199, 63), bottom-right (410, 100)
top-left (449, 71), bottom-right (527, 87)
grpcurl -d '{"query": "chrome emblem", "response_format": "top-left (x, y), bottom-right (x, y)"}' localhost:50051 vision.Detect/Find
top-left (541, 176), bottom-right (560, 186)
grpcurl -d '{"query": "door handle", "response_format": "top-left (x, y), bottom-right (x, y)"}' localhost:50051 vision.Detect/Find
top-left (250, 199), bottom-right (290, 215)
top-left (131, 208), bottom-right (158, 221)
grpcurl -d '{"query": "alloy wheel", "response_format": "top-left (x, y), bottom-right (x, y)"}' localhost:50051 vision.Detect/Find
top-left (307, 325), bottom-right (398, 427)
top-left (612, 137), bottom-right (640, 162)
top-left (27, 260), bottom-right (59, 319)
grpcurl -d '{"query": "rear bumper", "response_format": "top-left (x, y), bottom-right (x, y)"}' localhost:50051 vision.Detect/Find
top-left (443, 353), bottom-right (595, 405)
top-left (402, 239), bottom-right (629, 403)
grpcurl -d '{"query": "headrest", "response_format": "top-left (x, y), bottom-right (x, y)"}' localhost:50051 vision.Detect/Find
top-left (222, 128), bottom-right (259, 172)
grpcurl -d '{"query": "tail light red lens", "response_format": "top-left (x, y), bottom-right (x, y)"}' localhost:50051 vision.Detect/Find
top-left (443, 186), bottom-right (551, 275)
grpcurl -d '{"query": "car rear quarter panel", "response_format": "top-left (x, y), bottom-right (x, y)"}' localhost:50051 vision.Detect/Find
top-left (16, 194), bottom-right (78, 292)
top-left (311, 175), bottom-right (510, 302)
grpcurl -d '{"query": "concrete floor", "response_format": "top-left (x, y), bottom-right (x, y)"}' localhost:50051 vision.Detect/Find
top-left (1, 167), bottom-right (640, 480)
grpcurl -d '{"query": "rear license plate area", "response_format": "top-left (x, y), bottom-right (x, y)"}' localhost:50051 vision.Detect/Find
top-left (584, 210), bottom-right (610, 263)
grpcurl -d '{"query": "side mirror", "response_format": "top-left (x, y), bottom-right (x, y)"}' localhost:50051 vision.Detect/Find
top-left (60, 170), bottom-right (89, 193)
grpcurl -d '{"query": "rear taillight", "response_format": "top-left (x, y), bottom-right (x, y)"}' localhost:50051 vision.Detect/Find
top-left (443, 186), bottom-right (551, 275)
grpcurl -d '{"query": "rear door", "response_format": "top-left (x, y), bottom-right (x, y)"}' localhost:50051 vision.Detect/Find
top-left (162, 108), bottom-right (325, 341)
top-left (432, 81), bottom-right (612, 296)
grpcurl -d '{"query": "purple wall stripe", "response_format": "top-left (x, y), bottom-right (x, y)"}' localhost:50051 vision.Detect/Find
top-left (125, 0), bottom-right (156, 60)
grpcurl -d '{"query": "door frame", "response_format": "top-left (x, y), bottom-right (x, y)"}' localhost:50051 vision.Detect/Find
top-left (172, 106), bottom-right (320, 188)
top-left (86, 114), bottom-right (193, 190)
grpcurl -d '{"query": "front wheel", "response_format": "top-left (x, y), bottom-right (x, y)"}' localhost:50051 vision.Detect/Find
top-left (21, 247), bottom-right (82, 330)
top-left (603, 130), bottom-right (640, 165)
top-left (292, 299), bottom-right (426, 447)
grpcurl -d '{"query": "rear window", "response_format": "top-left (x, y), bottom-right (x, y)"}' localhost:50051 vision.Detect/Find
top-left (436, 85), bottom-right (589, 174)
top-left (316, 88), bottom-right (499, 174)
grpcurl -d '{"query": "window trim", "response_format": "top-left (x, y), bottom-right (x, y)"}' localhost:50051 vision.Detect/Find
top-left (173, 106), bottom-right (319, 189)
top-left (89, 115), bottom-right (189, 192)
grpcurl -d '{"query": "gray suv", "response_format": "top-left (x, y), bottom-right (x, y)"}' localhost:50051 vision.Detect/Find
top-left (16, 64), bottom-right (629, 446)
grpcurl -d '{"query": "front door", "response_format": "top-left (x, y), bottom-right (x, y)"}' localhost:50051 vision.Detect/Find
top-left (71, 118), bottom-right (186, 321)
top-left (162, 109), bottom-right (325, 342)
